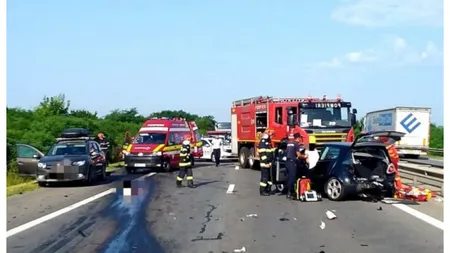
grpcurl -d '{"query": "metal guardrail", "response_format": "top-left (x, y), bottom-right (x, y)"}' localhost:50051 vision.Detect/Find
top-left (399, 161), bottom-right (444, 195)
top-left (427, 148), bottom-right (444, 156)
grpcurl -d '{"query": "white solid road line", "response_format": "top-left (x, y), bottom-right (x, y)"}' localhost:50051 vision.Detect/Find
top-left (392, 203), bottom-right (444, 231)
top-left (7, 172), bottom-right (157, 238)
top-left (226, 184), bottom-right (235, 194)
top-left (6, 188), bottom-right (114, 238)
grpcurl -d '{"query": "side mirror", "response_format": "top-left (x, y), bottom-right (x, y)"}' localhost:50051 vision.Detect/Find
top-left (32, 154), bottom-right (40, 159)
top-left (206, 144), bottom-right (210, 147)
top-left (351, 114), bottom-right (357, 126)
top-left (352, 108), bottom-right (358, 114)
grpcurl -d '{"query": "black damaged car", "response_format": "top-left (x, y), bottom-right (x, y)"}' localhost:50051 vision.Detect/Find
top-left (16, 128), bottom-right (107, 186)
top-left (309, 131), bottom-right (405, 201)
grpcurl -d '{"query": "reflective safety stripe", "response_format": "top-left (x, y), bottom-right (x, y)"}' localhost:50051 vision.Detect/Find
top-left (177, 176), bottom-right (183, 181)
top-left (186, 176), bottom-right (193, 180)
top-left (181, 148), bottom-right (188, 152)
top-left (261, 163), bottom-right (271, 168)
top-left (179, 162), bottom-right (192, 167)
top-left (269, 148), bottom-right (276, 152)
top-left (395, 177), bottom-right (401, 180)
top-left (260, 182), bottom-right (267, 187)
top-left (257, 148), bottom-right (268, 152)
top-left (180, 153), bottom-right (187, 157)
top-left (261, 156), bottom-right (267, 160)
top-left (267, 181), bottom-right (273, 185)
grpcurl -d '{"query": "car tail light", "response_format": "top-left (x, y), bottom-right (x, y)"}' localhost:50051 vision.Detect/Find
top-left (386, 163), bottom-right (396, 174)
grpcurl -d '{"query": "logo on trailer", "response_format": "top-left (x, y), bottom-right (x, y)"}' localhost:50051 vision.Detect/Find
top-left (400, 113), bottom-right (421, 133)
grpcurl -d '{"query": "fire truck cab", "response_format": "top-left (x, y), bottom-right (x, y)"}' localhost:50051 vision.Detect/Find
top-left (124, 117), bottom-right (203, 173)
top-left (231, 95), bottom-right (357, 169)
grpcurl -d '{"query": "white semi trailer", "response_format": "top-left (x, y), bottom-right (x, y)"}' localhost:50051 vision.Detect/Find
top-left (362, 107), bottom-right (431, 158)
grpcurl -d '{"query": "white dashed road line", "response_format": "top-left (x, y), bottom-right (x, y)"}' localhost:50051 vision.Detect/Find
top-left (392, 203), bottom-right (444, 230)
top-left (226, 184), bottom-right (235, 194)
top-left (7, 172), bottom-right (156, 238)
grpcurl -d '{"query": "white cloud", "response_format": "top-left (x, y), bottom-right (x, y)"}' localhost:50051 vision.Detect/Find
top-left (312, 36), bottom-right (442, 69)
top-left (331, 0), bottom-right (443, 27)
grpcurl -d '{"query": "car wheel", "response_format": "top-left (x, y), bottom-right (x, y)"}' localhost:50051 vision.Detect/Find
top-left (211, 153), bottom-right (215, 163)
top-left (126, 167), bottom-right (134, 174)
top-left (162, 160), bottom-right (172, 172)
top-left (325, 177), bottom-right (345, 201)
top-left (38, 182), bottom-right (47, 187)
top-left (100, 165), bottom-right (107, 181)
top-left (84, 167), bottom-right (93, 185)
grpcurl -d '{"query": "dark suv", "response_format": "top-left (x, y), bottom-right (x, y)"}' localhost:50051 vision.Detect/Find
top-left (16, 128), bottom-right (107, 186)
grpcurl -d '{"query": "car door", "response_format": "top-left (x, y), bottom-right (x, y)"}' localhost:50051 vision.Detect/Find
top-left (92, 142), bottom-right (105, 172)
top-left (201, 139), bottom-right (212, 158)
top-left (310, 145), bottom-right (342, 184)
top-left (16, 144), bottom-right (45, 177)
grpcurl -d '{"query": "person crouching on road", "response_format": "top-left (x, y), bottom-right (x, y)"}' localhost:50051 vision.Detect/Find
top-left (285, 133), bottom-right (302, 199)
top-left (258, 130), bottom-right (275, 196)
top-left (176, 134), bottom-right (196, 188)
top-left (211, 135), bottom-right (223, 167)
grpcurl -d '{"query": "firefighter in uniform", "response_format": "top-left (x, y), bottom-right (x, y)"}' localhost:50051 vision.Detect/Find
top-left (285, 133), bottom-right (302, 199)
top-left (176, 134), bottom-right (196, 188)
top-left (257, 130), bottom-right (275, 196)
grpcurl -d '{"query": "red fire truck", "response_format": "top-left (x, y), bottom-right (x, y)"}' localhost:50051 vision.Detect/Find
top-left (231, 95), bottom-right (358, 169)
top-left (124, 117), bottom-right (203, 173)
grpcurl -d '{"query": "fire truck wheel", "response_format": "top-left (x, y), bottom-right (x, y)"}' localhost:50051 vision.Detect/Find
top-left (248, 147), bottom-right (257, 169)
top-left (276, 184), bottom-right (284, 192)
top-left (239, 147), bottom-right (250, 168)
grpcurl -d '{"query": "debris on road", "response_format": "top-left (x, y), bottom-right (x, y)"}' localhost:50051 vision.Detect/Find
top-left (246, 214), bottom-right (258, 218)
top-left (279, 217), bottom-right (290, 221)
top-left (377, 207), bottom-right (383, 211)
top-left (294, 217), bottom-right (297, 220)
top-left (381, 198), bottom-right (401, 204)
top-left (235, 166), bottom-right (240, 170)
top-left (326, 210), bottom-right (337, 220)
top-left (319, 220), bottom-right (326, 230)
top-left (361, 244), bottom-right (369, 247)
top-left (434, 197), bottom-right (444, 202)
top-left (233, 246), bottom-right (246, 252)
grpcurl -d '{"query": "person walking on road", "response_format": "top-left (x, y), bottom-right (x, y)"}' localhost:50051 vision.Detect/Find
top-left (176, 134), bottom-right (196, 188)
top-left (257, 130), bottom-right (275, 196)
top-left (211, 136), bottom-right (223, 167)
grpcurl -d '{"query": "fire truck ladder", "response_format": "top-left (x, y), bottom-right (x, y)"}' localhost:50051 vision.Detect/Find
top-left (232, 96), bottom-right (324, 107)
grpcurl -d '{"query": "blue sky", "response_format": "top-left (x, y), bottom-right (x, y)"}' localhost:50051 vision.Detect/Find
top-left (7, 0), bottom-right (444, 125)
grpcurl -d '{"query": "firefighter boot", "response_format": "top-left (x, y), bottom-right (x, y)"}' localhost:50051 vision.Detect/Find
top-left (187, 180), bottom-right (196, 188)
top-left (176, 180), bottom-right (182, 188)
top-left (260, 187), bottom-right (270, 196)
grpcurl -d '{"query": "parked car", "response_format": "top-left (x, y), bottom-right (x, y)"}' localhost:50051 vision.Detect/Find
top-left (309, 131), bottom-right (405, 201)
top-left (16, 128), bottom-right (107, 186)
top-left (200, 137), bottom-right (233, 162)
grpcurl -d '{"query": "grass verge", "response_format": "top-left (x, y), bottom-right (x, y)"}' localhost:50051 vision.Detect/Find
top-left (107, 161), bottom-right (124, 172)
top-left (7, 172), bottom-right (39, 197)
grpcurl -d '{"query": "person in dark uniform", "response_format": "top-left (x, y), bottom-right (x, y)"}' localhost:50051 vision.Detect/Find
top-left (285, 133), bottom-right (302, 199)
top-left (295, 133), bottom-right (310, 182)
top-left (94, 132), bottom-right (110, 166)
top-left (176, 134), bottom-right (196, 188)
top-left (257, 130), bottom-right (275, 196)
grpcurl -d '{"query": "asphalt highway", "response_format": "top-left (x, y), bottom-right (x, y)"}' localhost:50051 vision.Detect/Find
top-left (7, 161), bottom-right (444, 253)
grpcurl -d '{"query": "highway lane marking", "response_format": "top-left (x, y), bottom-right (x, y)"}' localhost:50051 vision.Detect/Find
top-left (6, 172), bottom-right (157, 238)
top-left (392, 203), bottom-right (444, 230)
top-left (226, 184), bottom-right (235, 194)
